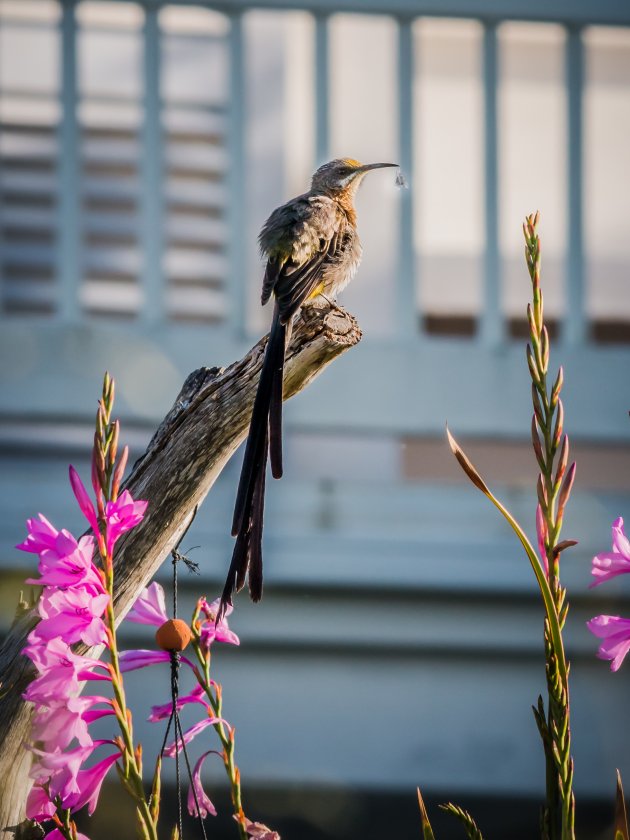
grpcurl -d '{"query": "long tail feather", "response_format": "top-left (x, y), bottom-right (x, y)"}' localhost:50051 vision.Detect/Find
top-left (221, 309), bottom-right (285, 619)
top-left (270, 318), bottom-right (293, 479)
top-left (231, 310), bottom-right (285, 537)
top-left (248, 436), bottom-right (268, 602)
top-left (268, 325), bottom-right (286, 480)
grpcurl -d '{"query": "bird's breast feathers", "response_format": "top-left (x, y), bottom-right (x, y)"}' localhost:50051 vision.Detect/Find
top-left (258, 191), bottom-right (362, 304)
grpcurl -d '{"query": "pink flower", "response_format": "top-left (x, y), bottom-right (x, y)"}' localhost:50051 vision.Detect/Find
top-left (25, 532), bottom-right (103, 592)
top-left (26, 783), bottom-right (56, 821)
top-left (105, 490), bottom-right (147, 555)
top-left (590, 517), bottom-right (630, 587)
top-left (23, 638), bottom-right (110, 704)
top-left (31, 695), bottom-right (103, 750)
top-left (32, 744), bottom-right (96, 793)
top-left (199, 597), bottom-right (240, 648)
top-left (187, 751), bottom-right (218, 819)
top-left (63, 750), bottom-right (121, 815)
top-left (24, 636), bottom-right (108, 678)
top-left (242, 818), bottom-right (281, 839)
top-left (149, 684), bottom-right (210, 722)
top-left (587, 614), bottom-right (630, 671)
top-left (33, 586), bottom-right (109, 647)
top-left (45, 830), bottom-right (90, 840)
top-left (17, 514), bottom-right (62, 554)
top-left (163, 716), bottom-right (227, 757)
top-left (118, 649), bottom-right (194, 672)
top-left (536, 505), bottom-right (549, 578)
top-left (82, 705), bottom-right (116, 725)
top-left (127, 582), bottom-right (168, 627)
top-left (69, 466), bottom-right (100, 537)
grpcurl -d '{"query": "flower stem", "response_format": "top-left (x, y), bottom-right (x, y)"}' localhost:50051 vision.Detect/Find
top-left (103, 560), bottom-right (158, 840)
top-left (93, 374), bottom-right (158, 840)
top-left (524, 213), bottom-right (575, 840)
top-left (191, 640), bottom-right (247, 840)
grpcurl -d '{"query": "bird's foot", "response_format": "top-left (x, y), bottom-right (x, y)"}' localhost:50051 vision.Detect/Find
top-left (320, 294), bottom-right (345, 316)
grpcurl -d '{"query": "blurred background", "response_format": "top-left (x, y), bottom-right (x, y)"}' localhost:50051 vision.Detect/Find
top-left (1, 0), bottom-right (630, 837)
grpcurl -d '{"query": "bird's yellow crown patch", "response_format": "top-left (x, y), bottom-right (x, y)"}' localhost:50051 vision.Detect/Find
top-left (341, 158), bottom-right (362, 169)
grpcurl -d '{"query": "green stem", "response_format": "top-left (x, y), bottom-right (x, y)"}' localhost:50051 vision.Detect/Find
top-left (191, 640), bottom-right (247, 840)
top-left (104, 561), bottom-right (158, 840)
top-left (524, 215), bottom-right (575, 840)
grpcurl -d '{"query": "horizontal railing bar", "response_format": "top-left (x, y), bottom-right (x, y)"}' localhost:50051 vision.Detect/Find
top-left (0, 89), bottom-right (229, 115)
top-left (3, 1), bottom-right (630, 27)
top-left (82, 0), bottom-right (630, 27)
top-left (78, 25), bottom-right (224, 39)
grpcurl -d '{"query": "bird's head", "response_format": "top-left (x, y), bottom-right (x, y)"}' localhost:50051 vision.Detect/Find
top-left (311, 158), bottom-right (398, 197)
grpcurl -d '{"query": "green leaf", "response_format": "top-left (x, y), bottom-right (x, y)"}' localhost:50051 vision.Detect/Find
top-left (439, 802), bottom-right (484, 840)
top-left (150, 754), bottom-right (162, 824)
top-left (615, 770), bottom-right (629, 840)
top-left (446, 426), bottom-right (567, 685)
top-left (417, 788), bottom-right (437, 840)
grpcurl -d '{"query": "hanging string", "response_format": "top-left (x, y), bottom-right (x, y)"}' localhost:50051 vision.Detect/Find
top-left (154, 507), bottom-right (208, 840)
top-left (171, 650), bottom-right (183, 839)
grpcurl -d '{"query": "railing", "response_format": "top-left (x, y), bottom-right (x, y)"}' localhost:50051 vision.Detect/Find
top-left (1, 0), bottom-right (629, 439)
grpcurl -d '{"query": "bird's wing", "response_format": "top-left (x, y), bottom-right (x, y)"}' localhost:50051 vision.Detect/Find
top-left (259, 194), bottom-right (344, 323)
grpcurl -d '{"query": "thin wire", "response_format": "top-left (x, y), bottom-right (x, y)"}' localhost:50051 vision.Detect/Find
top-left (163, 508), bottom-right (208, 840)
top-left (171, 651), bottom-right (183, 839)
top-left (172, 549), bottom-right (178, 619)
top-left (157, 706), bottom-right (175, 767)
top-left (176, 707), bottom-right (209, 840)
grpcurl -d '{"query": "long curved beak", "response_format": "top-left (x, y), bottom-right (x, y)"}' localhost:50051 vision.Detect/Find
top-left (358, 162), bottom-right (399, 173)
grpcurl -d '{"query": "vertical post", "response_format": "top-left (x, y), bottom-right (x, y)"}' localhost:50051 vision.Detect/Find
top-left (228, 11), bottom-right (246, 336)
top-left (481, 21), bottom-right (503, 347)
top-left (564, 25), bottom-right (586, 346)
top-left (58, 0), bottom-right (80, 322)
top-left (0, 140), bottom-right (4, 314)
top-left (140, 4), bottom-right (164, 324)
top-left (314, 13), bottom-right (329, 165)
top-left (397, 17), bottom-right (417, 339)
top-left (0, 10), bottom-right (4, 314)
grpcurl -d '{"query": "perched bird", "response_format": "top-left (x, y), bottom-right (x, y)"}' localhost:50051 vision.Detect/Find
top-left (220, 158), bottom-right (398, 617)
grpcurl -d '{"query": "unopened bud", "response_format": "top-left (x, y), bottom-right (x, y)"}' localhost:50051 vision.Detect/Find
top-left (554, 435), bottom-right (569, 490)
top-left (526, 344), bottom-right (540, 384)
top-left (541, 325), bottom-right (549, 372)
top-left (552, 539), bottom-right (578, 559)
top-left (531, 384), bottom-right (544, 426)
top-left (531, 416), bottom-right (546, 471)
top-left (535, 288), bottom-right (544, 335)
top-left (551, 366), bottom-right (563, 407)
top-left (110, 419), bottom-right (120, 466)
top-left (557, 462), bottom-right (576, 521)
top-left (96, 406), bottom-right (104, 439)
top-left (552, 400), bottom-right (564, 449)
top-left (537, 473), bottom-right (547, 508)
top-left (108, 376), bottom-right (115, 404)
top-left (96, 487), bottom-right (105, 519)
top-left (111, 445), bottom-right (128, 501)
top-left (527, 303), bottom-right (537, 341)
top-left (97, 448), bottom-right (106, 481)
top-left (91, 454), bottom-right (101, 496)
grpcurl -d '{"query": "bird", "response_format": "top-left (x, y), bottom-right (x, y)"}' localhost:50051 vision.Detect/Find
top-left (219, 158), bottom-right (398, 618)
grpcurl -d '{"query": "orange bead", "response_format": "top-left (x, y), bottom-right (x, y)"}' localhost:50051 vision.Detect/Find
top-left (155, 619), bottom-right (192, 652)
